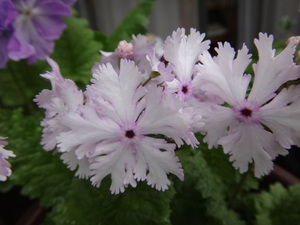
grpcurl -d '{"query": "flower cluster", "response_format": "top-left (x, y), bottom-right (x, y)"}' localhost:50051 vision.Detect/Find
top-left (35, 28), bottom-right (300, 193)
top-left (0, 0), bottom-right (73, 68)
top-left (0, 137), bottom-right (15, 181)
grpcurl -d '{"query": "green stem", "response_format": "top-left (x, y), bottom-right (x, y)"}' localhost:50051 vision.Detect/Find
top-left (7, 61), bottom-right (35, 114)
top-left (142, 76), bottom-right (152, 86)
top-left (142, 71), bottom-right (160, 86)
top-left (228, 167), bottom-right (252, 209)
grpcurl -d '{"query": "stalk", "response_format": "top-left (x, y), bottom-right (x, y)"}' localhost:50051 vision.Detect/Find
top-left (228, 167), bottom-right (252, 209)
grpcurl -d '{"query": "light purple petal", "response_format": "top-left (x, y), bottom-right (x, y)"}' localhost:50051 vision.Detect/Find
top-left (10, 0), bottom-right (71, 62)
top-left (32, 1), bottom-right (70, 39)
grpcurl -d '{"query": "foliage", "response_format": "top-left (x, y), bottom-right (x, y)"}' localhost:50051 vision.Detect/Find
top-left (51, 12), bottom-right (103, 84)
top-left (0, 60), bottom-right (48, 109)
top-left (255, 183), bottom-right (300, 225)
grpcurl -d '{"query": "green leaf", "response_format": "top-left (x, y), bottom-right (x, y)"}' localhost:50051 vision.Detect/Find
top-left (104, 0), bottom-right (154, 51)
top-left (172, 144), bottom-right (246, 225)
top-left (0, 60), bottom-right (48, 109)
top-left (255, 183), bottom-right (300, 225)
top-left (51, 14), bottom-right (103, 84)
top-left (0, 109), bottom-right (74, 208)
top-left (50, 178), bottom-right (175, 225)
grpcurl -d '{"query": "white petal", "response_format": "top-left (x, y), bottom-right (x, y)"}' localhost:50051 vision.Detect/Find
top-left (203, 105), bottom-right (236, 148)
top-left (164, 28), bottom-right (210, 80)
top-left (89, 60), bottom-right (145, 123)
top-left (197, 43), bottom-right (251, 105)
top-left (248, 33), bottom-right (300, 104)
top-left (0, 147), bottom-right (15, 181)
top-left (90, 141), bottom-right (136, 194)
top-left (57, 111), bottom-right (120, 158)
top-left (60, 151), bottom-right (91, 179)
top-left (135, 137), bottom-right (183, 191)
top-left (260, 86), bottom-right (300, 148)
top-left (137, 85), bottom-right (189, 146)
top-left (219, 123), bottom-right (287, 177)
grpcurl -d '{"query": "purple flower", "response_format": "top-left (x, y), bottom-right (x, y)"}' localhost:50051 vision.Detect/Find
top-left (9, 0), bottom-right (71, 63)
top-left (0, 137), bottom-right (15, 181)
top-left (59, 0), bottom-right (76, 6)
top-left (197, 33), bottom-right (300, 177)
top-left (0, 0), bottom-right (18, 67)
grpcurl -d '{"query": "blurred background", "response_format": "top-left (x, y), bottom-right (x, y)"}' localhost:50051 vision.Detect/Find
top-left (74, 0), bottom-right (300, 50)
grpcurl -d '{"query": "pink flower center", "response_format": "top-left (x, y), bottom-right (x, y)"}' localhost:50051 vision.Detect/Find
top-left (125, 130), bottom-right (135, 139)
top-left (234, 104), bottom-right (260, 125)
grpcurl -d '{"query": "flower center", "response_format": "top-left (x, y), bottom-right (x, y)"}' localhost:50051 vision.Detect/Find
top-left (181, 85), bottom-right (188, 94)
top-left (21, 6), bottom-right (41, 19)
top-left (125, 130), bottom-right (135, 139)
top-left (240, 108), bottom-right (252, 117)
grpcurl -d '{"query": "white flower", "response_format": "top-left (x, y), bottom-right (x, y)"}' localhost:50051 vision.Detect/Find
top-left (162, 28), bottom-right (210, 101)
top-left (197, 33), bottom-right (300, 177)
top-left (34, 58), bottom-right (84, 151)
top-left (56, 59), bottom-right (195, 194)
top-left (0, 137), bottom-right (15, 181)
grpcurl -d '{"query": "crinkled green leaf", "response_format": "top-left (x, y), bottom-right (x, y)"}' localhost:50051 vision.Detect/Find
top-left (197, 134), bottom-right (259, 193)
top-left (0, 60), bottom-right (48, 109)
top-left (104, 0), bottom-right (154, 51)
top-left (0, 109), bottom-right (74, 208)
top-left (49, 178), bottom-right (174, 225)
top-left (170, 158), bottom-right (220, 225)
top-left (51, 13), bottom-right (103, 84)
top-left (173, 141), bottom-right (246, 225)
top-left (255, 183), bottom-right (300, 225)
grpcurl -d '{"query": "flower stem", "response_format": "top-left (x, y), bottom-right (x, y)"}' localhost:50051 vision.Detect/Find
top-left (228, 167), bottom-right (252, 209)
top-left (7, 61), bottom-right (35, 114)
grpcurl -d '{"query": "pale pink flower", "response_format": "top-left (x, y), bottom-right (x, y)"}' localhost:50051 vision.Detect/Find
top-left (34, 58), bottom-right (84, 151)
top-left (197, 33), bottom-right (300, 177)
top-left (34, 58), bottom-right (89, 178)
top-left (56, 59), bottom-right (194, 194)
top-left (0, 137), bottom-right (15, 181)
top-left (158, 28), bottom-right (211, 135)
top-left (162, 28), bottom-right (210, 102)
